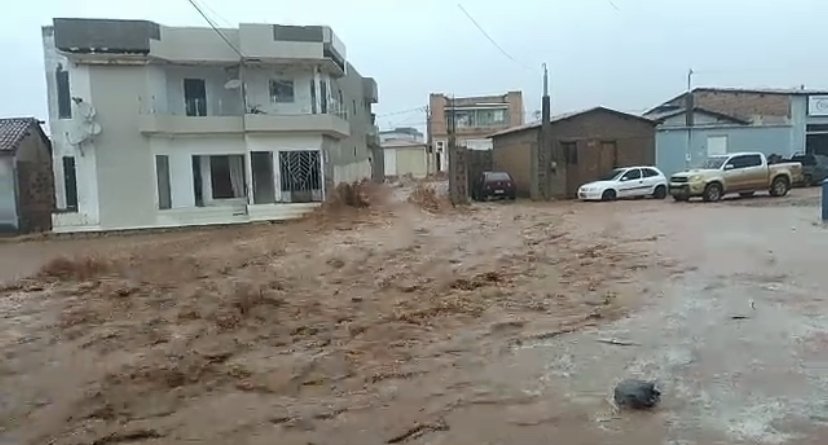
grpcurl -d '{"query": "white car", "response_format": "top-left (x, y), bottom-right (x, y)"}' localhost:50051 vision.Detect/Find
top-left (577, 166), bottom-right (668, 201)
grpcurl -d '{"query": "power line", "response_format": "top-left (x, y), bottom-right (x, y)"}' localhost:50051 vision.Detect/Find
top-left (185, 0), bottom-right (244, 58)
top-left (607, 0), bottom-right (621, 12)
top-left (457, 3), bottom-right (532, 71)
top-left (198, 0), bottom-right (234, 28)
top-left (377, 106), bottom-right (426, 117)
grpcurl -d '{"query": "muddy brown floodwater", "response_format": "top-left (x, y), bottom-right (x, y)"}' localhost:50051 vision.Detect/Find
top-left (0, 185), bottom-right (827, 444)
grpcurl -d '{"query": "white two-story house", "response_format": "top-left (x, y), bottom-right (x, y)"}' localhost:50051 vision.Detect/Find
top-left (43, 18), bottom-right (379, 232)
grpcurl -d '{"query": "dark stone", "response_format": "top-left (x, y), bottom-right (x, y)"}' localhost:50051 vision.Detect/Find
top-left (614, 379), bottom-right (660, 410)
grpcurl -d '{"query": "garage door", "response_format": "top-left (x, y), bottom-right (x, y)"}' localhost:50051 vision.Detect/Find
top-left (384, 148), bottom-right (397, 176)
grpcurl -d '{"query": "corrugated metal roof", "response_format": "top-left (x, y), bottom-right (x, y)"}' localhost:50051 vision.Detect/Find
top-left (0, 118), bottom-right (40, 154)
top-left (489, 107), bottom-right (654, 138)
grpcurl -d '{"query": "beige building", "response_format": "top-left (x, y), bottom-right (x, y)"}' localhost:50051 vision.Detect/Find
top-left (43, 18), bottom-right (378, 232)
top-left (380, 128), bottom-right (428, 178)
top-left (428, 91), bottom-right (523, 172)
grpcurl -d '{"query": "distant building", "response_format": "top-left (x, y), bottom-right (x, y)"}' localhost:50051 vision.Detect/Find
top-left (0, 118), bottom-right (54, 234)
top-left (490, 107), bottom-right (655, 198)
top-left (428, 91), bottom-right (523, 172)
top-left (42, 18), bottom-right (378, 233)
top-left (646, 87), bottom-right (828, 176)
top-left (379, 127), bottom-right (423, 143)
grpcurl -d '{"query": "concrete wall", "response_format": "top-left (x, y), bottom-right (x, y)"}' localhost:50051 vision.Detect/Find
top-left (0, 156), bottom-right (16, 231)
top-left (89, 65), bottom-right (155, 229)
top-left (656, 125), bottom-right (794, 177)
top-left (329, 62), bottom-right (373, 184)
top-left (239, 24), bottom-right (324, 60)
top-left (150, 27), bottom-right (240, 63)
top-left (43, 28), bottom-right (100, 225)
top-left (385, 146), bottom-right (427, 178)
top-left (492, 130), bottom-right (534, 196)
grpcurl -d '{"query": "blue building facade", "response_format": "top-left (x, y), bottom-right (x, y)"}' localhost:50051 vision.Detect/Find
top-left (648, 88), bottom-right (828, 177)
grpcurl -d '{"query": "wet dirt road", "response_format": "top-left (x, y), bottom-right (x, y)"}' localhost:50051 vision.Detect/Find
top-left (1, 187), bottom-right (827, 444)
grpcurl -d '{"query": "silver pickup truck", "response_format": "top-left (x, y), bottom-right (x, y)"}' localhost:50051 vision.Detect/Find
top-left (668, 152), bottom-right (803, 202)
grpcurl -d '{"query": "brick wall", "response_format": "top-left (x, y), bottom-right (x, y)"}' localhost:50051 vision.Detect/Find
top-left (492, 109), bottom-right (655, 199)
top-left (492, 130), bottom-right (534, 196)
top-left (14, 134), bottom-right (54, 233)
top-left (428, 91), bottom-right (524, 142)
top-left (662, 90), bottom-right (793, 121)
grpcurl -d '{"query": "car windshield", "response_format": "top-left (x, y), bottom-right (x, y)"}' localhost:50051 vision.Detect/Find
top-left (699, 157), bottom-right (728, 169)
top-left (598, 168), bottom-right (625, 181)
top-left (484, 172), bottom-right (511, 181)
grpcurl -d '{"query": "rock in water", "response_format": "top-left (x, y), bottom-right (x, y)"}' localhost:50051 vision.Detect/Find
top-left (614, 379), bottom-right (660, 410)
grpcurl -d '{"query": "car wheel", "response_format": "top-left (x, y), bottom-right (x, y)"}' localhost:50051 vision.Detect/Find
top-left (672, 195), bottom-right (689, 202)
top-left (703, 183), bottom-right (722, 202)
top-left (739, 192), bottom-right (755, 199)
top-left (770, 176), bottom-right (790, 197)
top-left (601, 189), bottom-right (617, 201)
top-left (652, 185), bottom-right (667, 199)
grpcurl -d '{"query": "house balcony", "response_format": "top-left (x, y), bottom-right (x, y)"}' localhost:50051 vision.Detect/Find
top-left (139, 114), bottom-right (244, 135)
top-left (243, 111), bottom-right (350, 139)
top-left (139, 97), bottom-right (244, 135)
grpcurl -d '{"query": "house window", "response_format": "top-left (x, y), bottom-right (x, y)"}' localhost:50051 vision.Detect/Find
top-left (310, 79), bottom-right (317, 114)
top-left (183, 78), bottom-right (207, 117)
top-left (269, 79), bottom-right (294, 103)
top-left (320, 80), bottom-right (328, 114)
top-left (562, 141), bottom-right (578, 165)
top-left (56, 65), bottom-right (71, 119)
top-left (62, 156), bottom-right (78, 211)
top-left (353, 99), bottom-right (357, 116)
top-left (155, 155), bottom-right (171, 209)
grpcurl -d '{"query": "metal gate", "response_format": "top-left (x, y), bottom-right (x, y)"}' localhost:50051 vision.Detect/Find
top-left (278, 150), bottom-right (322, 203)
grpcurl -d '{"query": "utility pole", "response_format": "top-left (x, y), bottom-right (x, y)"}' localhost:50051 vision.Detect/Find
top-left (425, 105), bottom-right (433, 175)
top-left (685, 68), bottom-right (694, 168)
top-left (447, 95), bottom-right (468, 205)
top-left (533, 63), bottom-right (552, 200)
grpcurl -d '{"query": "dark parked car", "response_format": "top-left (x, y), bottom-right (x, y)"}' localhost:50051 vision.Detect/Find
top-left (472, 171), bottom-right (516, 201)
top-left (790, 154), bottom-right (828, 186)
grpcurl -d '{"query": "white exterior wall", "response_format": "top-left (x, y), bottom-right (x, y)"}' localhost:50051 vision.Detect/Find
top-left (42, 21), bottom-right (374, 233)
top-left (43, 30), bottom-right (101, 228)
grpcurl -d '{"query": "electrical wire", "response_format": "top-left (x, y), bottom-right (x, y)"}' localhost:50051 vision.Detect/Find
top-left (197, 0), bottom-right (234, 28)
top-left (457, 3), bottom-right (533, 71)
top-left (185, 0), bottom-right (244, 58)
top-left (377, 106), bottom-right (427, 117)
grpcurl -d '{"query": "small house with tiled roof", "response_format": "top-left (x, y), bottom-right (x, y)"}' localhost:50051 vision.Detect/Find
top-left (0, 118), bottom-right (54, 233)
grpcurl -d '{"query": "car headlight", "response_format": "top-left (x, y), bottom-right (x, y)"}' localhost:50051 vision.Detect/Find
top-left (689, 175), bottom-right (703, 182)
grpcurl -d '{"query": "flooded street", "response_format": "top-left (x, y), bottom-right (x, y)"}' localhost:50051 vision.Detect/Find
top-left (0, 186), bottom-right (826, 444)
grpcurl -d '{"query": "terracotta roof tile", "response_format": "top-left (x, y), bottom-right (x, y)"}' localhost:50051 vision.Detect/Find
top-left (0, 118), bottom-right (40, 153)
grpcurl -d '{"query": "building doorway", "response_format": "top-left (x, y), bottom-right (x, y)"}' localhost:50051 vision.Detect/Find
top-left (278, 150), bottom-right (322, 203)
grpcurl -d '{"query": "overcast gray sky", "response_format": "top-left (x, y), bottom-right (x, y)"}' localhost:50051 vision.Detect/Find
top-left (3, 0), bottom-right (827, 130)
